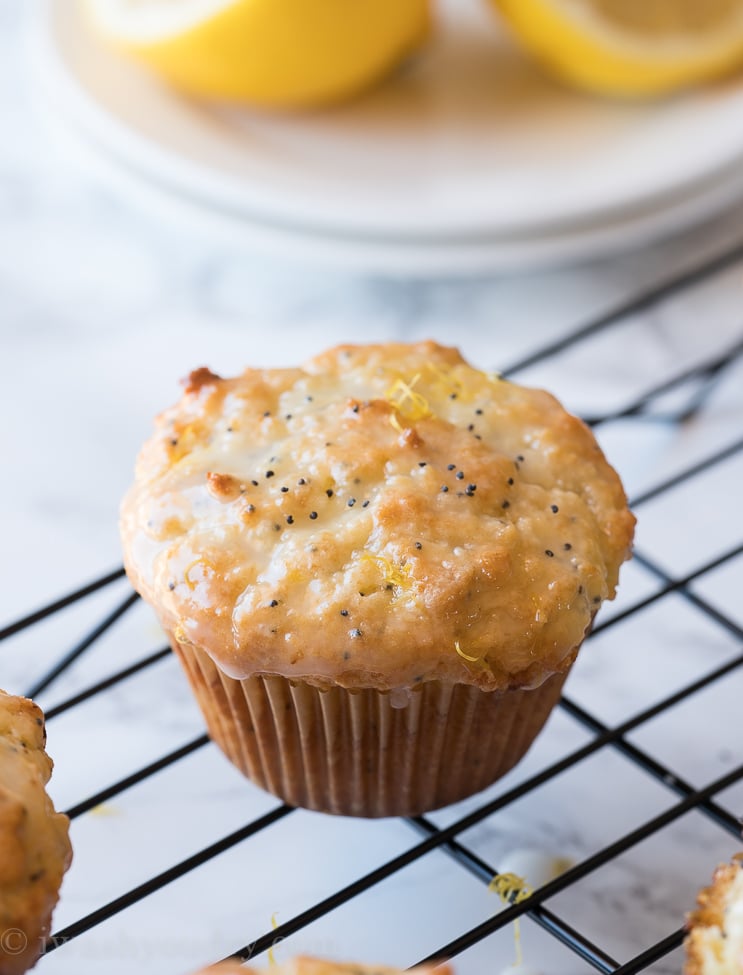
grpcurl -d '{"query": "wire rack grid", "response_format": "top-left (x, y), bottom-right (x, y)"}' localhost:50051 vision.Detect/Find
top-left (2, 248), bottom-right (743, 975)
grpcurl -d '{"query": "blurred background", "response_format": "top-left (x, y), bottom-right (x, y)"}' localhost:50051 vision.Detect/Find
top-left (6, 0), bottom-right (743, 612)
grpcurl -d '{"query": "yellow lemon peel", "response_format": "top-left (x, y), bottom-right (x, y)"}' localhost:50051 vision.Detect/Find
top-left (267, 913), bottom-right (280, 966)
top-left (362, 553), bottom-right (414, 594)
top-left (167, 422), bottom-right (203, 467)
top-left (490, 0), bottom-right (743, 98)
top-left (173, 620), bottom-right (193, 645)
top-left (424, 360), bottom-right (464, 395)
top-left (489, 871), bottom-right (533, 903)
top-left (83, 0), bottom-right (431, 109)
top-left (184, 557), bottom-right (214, 591)
top-left (489, 872), bottom-right (534, 967)
top-left (385, 373), bottom-right (432, 427)
top-left (90, 803), bottom-right (119, 817)
top-left (454, 640), bottom-right (487, 665)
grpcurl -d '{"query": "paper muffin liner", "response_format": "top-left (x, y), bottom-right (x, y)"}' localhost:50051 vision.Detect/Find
top-left (170, 633), bottom-right (572, 817)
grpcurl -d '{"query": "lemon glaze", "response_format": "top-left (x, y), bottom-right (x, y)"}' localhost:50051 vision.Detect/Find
top-left (121, 342), bottom-right (635, 693)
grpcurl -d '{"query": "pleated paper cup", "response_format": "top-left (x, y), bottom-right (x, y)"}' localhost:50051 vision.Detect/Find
top-left (170, 632), bottom-right (572, 817)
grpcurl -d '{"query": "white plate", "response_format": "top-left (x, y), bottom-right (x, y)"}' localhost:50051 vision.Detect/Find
top-left (57, 143), bottom-right (743, 276)
top-left (37, 0), bottom-right (743, 270)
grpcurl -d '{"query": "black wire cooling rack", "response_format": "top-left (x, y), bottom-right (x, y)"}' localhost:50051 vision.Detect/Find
top-left (2, 244), bottom-right (743, 975)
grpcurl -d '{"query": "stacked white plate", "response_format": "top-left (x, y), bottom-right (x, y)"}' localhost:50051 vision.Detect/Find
top-left (38, 0), bottom-right (743, 274)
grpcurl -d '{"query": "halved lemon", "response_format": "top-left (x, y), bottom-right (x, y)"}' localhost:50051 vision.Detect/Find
top-left (83, 0), bottom-right (431, 108)
top-left (490, 0), bottom-right (743, 97)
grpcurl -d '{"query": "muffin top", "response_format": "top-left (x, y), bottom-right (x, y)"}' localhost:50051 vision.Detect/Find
top-left (684, 856), bottom-right (743, 975)
top-left (120, 342), bottom-right (634, 692)
top-left (192, 958), bottom-right (452, 975)
top-left (0, 689), bottom-right (72, 975)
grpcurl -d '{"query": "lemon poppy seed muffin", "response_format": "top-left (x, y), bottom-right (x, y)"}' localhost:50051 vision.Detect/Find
top-left (0, 690), bottom-right (72, 975)
top-left (685, 856), bottom-right (743, 975)
top-left (120, 341), bottom-right (634, 816)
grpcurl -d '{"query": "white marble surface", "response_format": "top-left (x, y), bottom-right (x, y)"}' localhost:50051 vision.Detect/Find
top-left (1, 3), bottom-right (743, 975)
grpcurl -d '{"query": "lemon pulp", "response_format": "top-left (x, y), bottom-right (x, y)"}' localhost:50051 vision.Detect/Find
top-left (491, 0), bottom-right (743, 96)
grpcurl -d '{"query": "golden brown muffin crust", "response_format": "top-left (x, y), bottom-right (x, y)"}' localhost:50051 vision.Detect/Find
top-left (685, 856), bottom-right (743, 975)
top-left (121, 342), bottom-right (634, 692)
top-left (0, 690), bottom-right (72, 975)
top-left (192, 957), bottom-right (453, 975)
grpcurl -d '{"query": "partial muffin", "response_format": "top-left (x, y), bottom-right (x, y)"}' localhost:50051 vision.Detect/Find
top-left (191, 957), bottom-right (452, 975)
top-left (0, 689), bottom-right (72, 975)
top-left (685, 855), bottom-right (743, 975)
top-left (121, 341), bottom-right (634, 816)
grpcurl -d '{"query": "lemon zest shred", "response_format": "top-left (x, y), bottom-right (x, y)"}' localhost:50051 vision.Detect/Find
top-left (174, 620), bottom-right (193, 645)
top-left (169, 422), bottom-right (200, 466)
top-left (454, 640), bottom-right (483, 663)
top-left (389, 411), bottom-right (405, 434)
top-left (424, 360), bottom-right (463, 393)
top-left (362, 553), bottom-right (414, 593)
top-left (385, 373), bottom-right (432, 422)
top-left (489, 871), bottom-right (533, 903)
top-left (489, 872), bottom-right (533, 968)
top-left (184, 557), bottom-right (213, 590)
top-left (90, 803), bottom-right (118, 817)
top-left (267, 913), bottom-right (279, 966)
